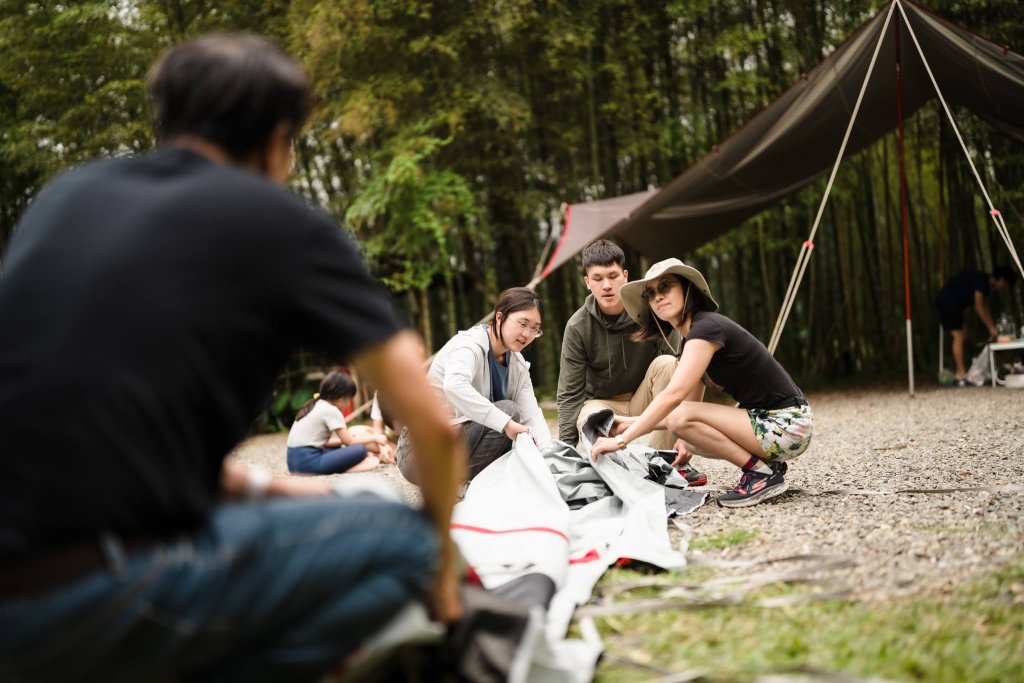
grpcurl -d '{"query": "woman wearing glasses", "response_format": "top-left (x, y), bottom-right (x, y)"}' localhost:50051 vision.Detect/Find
top-left (397, 287), bottom-right (552, 484)
top-left (589, 259), bottom-right (813, 508)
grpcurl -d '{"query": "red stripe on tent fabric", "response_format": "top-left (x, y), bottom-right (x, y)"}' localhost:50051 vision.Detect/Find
top-left (465, 564), bottom-right (484, 586)
top-left (450, 523), bottom-right (570, 543)
top-left (569, 548), bottom-right (601, 564)
top-left (540, 204), bottom-right (572, 279)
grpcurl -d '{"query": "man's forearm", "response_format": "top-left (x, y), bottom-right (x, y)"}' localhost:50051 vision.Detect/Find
top-left (355, 332), bottom-right (462, 525)
top-left (352, 331), bottom-right (464, 620)
top-left (556, 359), bottom-right (586, 445)
top-left (976, 305), bottom-right (997, 335)
top-left (402, 410), bottom-right (462, 554)
top-left (557, 400), bottom-right (582, 445)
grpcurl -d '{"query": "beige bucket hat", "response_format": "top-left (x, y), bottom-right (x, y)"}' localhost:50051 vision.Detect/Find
top-left (620, 258), bottom-right (718, 327)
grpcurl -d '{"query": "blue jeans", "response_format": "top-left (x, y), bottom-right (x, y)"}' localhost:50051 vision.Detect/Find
top-left (0, 495), bottom-right (438, 683)
top-left (288, 444), bottom-right (368, 474)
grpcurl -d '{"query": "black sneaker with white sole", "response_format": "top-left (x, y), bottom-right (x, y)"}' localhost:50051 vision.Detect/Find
top-left (717, 463), bottom-right (788, 508)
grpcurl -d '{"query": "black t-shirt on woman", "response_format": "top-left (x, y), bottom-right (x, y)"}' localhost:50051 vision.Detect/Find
top-left (0, 148), bottom-right (404, 563)
top-left (684, 311), bottom-right (805, 410)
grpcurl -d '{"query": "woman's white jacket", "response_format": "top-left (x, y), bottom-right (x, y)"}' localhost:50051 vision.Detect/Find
top-left (427, 325), bottom-right (552, 446)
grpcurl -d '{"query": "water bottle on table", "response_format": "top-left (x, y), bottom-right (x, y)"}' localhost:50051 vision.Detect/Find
top-left (996, 313), bottom-right (1015, 342)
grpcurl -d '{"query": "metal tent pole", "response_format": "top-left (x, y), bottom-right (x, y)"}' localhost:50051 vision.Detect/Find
top-left (895, 7), bottom-right (915, 397)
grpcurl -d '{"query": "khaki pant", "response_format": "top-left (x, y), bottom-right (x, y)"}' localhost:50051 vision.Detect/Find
top-left (576, 355), bottom-right (677, 450)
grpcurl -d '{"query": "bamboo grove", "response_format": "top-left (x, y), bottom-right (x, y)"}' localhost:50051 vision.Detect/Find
top-left (2, 1), bottom-right (1023, 414)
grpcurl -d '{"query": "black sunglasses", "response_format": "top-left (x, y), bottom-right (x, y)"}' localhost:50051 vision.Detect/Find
top-left (642, 279), bottom-right (680, 300)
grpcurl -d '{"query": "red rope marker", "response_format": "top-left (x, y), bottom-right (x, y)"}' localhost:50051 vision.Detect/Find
top-left (804, 240), bottom-right (815, 249)
top-left (990, 209), bottom-right (1001, 216)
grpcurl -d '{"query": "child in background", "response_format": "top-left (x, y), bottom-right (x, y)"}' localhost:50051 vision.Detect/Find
top-left (287, 370), bottom-right (391, 474)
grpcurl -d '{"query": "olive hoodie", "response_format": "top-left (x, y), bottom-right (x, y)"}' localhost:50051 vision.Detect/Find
top-left (556, 294), bottom-right (678, 445)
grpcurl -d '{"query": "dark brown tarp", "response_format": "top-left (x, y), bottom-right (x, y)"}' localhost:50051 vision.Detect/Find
top-left (542, 0), bottom-right (1024, 276)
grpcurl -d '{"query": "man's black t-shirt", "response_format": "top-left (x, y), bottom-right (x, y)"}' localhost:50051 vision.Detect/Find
top-left (936, 271), bottom-right (989, 310)
top-left (0, 149), bottom-right (403, 563)
top-left (684, 311), bottom-right (805, 410)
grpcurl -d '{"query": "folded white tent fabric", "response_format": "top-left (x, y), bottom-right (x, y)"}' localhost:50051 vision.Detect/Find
top-left (451, 435), bottom-right (601, 683)
top-left (451, 414), bottom-right (707, 682)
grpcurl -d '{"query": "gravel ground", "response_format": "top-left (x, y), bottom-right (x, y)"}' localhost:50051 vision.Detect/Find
top-left (232, 384), bottom-right (1024, 602)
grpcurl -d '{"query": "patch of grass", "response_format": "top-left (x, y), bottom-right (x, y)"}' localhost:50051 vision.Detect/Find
top-left (590, 559), bottom-right (1024, 683)
top-left (587, 566), bottom-right (719, 603)
top-left (690, 528), bottom-right (759, 550)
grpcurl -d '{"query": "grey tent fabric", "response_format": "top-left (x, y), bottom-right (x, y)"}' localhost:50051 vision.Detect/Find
top-left (544, 409), bottom-right (707, 517)
top-left (541, 0), bottom-right (1024, 275)
top-left (543, 445), bottom-right (610, 509)
top-left (542, 190), bottom-right (656, 280)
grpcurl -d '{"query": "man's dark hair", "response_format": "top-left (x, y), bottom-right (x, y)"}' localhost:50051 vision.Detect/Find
top-left (148, 34), bottom-right (312, 162)
top-left (581, 240), bottom-right (625, 272)
top-left (992, 265), bottom-right (1019, 285)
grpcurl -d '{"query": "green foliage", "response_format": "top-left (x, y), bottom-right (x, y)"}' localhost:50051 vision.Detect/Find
top-left (594, 559), bottom-right (1024, 682)
top-left (2, 0), bottom-right (1023, 393)
top-left (0, 2), bottom-right (156, 245)
top-left (345, 129), bottom-right (483, 291)
top-left (689, 528), bottom-right (759, 550)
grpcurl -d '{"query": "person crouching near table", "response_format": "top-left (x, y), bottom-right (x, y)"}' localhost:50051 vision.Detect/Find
top-left (589, 258), bottom-right (813, 508)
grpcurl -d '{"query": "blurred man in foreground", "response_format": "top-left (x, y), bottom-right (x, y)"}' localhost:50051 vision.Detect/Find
top-left (0, 34), bottom-right (463, 683)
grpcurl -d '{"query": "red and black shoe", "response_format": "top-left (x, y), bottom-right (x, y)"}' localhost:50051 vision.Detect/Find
top-left (654, 450), bottom-right (708, 487)
top-left (676, 462), bottom-right (708, 487)
top-left (717, 463), bottom-right (788, 508)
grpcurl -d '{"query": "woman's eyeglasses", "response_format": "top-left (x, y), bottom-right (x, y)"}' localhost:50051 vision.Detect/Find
top-left (642, 279), bottom-right (679, 300)
top-left (508, 318), bottom-right (543, 337)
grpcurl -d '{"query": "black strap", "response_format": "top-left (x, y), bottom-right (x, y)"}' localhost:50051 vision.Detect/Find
top-left (0, 535), bottom-right (162, 599)
top-left (773, 396), bottom-right (808, 410)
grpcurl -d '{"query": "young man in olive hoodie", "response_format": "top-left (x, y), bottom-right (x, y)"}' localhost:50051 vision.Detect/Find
top-left (557, 240), bottom-right (681, 451)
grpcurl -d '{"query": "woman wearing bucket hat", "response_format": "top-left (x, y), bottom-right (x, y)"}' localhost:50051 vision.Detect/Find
top-left (589, 258), bottom-right (813, 507)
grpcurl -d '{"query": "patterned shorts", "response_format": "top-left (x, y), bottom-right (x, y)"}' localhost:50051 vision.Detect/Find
top-left (748, 404), bottom-right (814, 462)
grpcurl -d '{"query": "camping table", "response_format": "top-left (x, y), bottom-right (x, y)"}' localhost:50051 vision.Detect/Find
top-left (987, 339), bottom-right (1024, 387)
